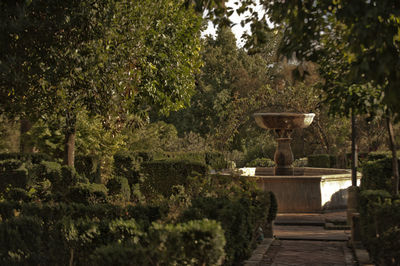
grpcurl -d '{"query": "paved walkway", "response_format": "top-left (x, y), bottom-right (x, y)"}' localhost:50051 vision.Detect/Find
top-left (245, 211), bottom-right (358, 266)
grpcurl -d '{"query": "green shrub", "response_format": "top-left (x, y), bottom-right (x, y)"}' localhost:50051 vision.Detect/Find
top-left (358, 190), bottom-right (400, 265)
top-left (75, 154), bottom-right (101, 183)
top-left (361, 157), bottom-right (395, 191)
top-left (113, 151), bottom-right (141, 186)
top-left (141, 159), bottom-right (208, 197)
top-left (180, 190), bottom-right (275, 265)
top-left (0, 152), bottom-right (51, 164)
top-left (0, 167), bottom-right (29, 192)
top-left (65, 183), bottom-right (108, 204)
top-left (246, 157), bottom-right (274, 167)
top-left (106, 177), bottom-right (131, 202)
top-left (0, 159), bottom-right (24, 172)
top-left (165, 151), bottom-right (206, 164)
top-left (92, 219), bottom-right (226, 266)
top-left (3, 187), bottom-right (31, 202)
top-left (366, 151), bottom-right (391, 161)
top-left (0, 216), bottom-right (44, 265)
top-left (205, 151), bottom-right (228, 170)
top-left (307, 154), bottom-right (331, 168)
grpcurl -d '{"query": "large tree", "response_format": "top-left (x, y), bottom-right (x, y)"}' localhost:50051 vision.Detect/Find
top-left (0, 0), bottom-right (202, 167)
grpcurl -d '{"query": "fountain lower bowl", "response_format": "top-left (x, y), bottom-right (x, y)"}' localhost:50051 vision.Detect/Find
top-left (239, 167), bottom-right (361, 213)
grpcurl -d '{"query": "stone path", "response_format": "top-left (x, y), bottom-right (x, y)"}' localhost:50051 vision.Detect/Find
top-left (245, 211), bottom-right (358, 266)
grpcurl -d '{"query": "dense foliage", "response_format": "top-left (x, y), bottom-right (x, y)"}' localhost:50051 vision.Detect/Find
top-left (0, 152), bottom-right (276, 265)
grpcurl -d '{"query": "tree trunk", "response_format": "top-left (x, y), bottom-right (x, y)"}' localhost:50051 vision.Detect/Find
top-left (386, 114), bottom-right (399, 195)
top-left (351, 111), bottom-right (358, 186)
top-left (63, 112), bottom-right (76, 167)
top-left (19, 118), bottom-right (33, 153)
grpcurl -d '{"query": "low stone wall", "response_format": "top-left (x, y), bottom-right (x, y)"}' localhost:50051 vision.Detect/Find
top-left (241, 167), bottom-right (361, 213)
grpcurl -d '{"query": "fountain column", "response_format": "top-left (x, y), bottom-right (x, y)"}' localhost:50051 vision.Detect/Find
top-left (274, 129), bottom-right (294, 175)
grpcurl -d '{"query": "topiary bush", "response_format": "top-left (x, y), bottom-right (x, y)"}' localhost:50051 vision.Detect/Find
top-left (358, 190), bottom-right (400, 265)
top-left (140, 159), bottom-right (208, 198)
top-left (106, 176), bottom-right (131, 202)
top-left (113, 151), bottom-right (142, 186)
top-left (246, 157), bottom-right (274, 167)
top-left (65, 183), bottom-right (108, 204)
top-left (307, 154), bottom-right (331, 168)
top-left (75, 154), bottom-right (101, 183)
top-left (0, 166), bottom-right (29, 192)
top-left (180, 189), bottom-right (276, 265)
top-left (361, 157), bottom-right (396, 191)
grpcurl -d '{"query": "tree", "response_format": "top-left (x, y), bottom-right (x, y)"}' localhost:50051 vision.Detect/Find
top-left (259, 0), bottom-right (400, 194)
top-left (161, 27), bottom-right (273, 150)
top-left (0, 0), bottom-right (202, 167)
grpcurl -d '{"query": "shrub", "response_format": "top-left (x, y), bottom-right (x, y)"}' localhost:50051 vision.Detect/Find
top-left (180, 190), bottom-right (275, 265)
top-left (246, 157), bottom-right (274, 167)
top-left (358, 190), bottom-right (400, 265)
top-left (65, 183), bottom-right (108, 204)
top-left (361, 157), bottom-right (395, 191)
top-left (0, 152), bottom-right (51, 164)
top-left (0, 216), bottom-right (44, 265)
top-left (307, 154), bottom-right (331, 168)
top-left (113, 151), bottom-right (141, 186)
top-left (205, 152), bottom-right (228, 170)
top-left (141, 159), bottom-right (208, 197)
top-left (106, 177), bottom-right (131, 202)
top-left (0, 167), bottom-right (29, 192)
top-left (0, 159), bottom-right (24, 172)
top-left (92, 219), bottom-right (226, 266)
top-left (75, 154), bottom-right (101, 183)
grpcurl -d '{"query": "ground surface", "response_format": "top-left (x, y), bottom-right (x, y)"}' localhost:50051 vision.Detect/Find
top-left (245, 211), bottom-right (358, 266)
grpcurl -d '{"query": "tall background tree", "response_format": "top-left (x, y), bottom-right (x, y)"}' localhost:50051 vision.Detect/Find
top-left (0, 0), bottom-right (202, 167)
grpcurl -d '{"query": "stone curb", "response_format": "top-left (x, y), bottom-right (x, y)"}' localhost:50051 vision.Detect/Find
top-left (243, 238), bottom-right (274, 266)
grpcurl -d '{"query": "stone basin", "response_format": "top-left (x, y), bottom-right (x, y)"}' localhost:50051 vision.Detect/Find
top-left (239, 167), bottom-right (361, 213)
top-left (253, 113), bottom-right (315, 130)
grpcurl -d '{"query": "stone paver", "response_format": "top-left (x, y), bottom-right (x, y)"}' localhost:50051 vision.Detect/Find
top-left (260, 240), bottom-right (355, 265)
top-left (274, 225), bottom-right (350, 241)
top-left (245, 211), bottom-right (358, 265)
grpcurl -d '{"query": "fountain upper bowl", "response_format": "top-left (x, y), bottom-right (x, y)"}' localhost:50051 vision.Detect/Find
top-left (253, 112), bottom-right (315, 130)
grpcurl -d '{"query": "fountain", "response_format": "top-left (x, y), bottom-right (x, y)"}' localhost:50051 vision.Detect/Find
top-left (239, 112), bottom-right (361, 213)
top-left (253, 112), bottom-right (315, 175)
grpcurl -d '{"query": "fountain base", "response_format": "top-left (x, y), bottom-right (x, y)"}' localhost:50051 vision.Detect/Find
top-left (240, 167), bottom-right (361, 213)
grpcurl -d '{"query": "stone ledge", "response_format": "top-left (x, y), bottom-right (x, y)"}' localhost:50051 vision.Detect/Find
top-left (243, 238), bottom-right (274, 266)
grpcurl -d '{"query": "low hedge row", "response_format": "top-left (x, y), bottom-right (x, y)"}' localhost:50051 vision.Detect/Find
top-left (140, 159), bottom-right (208, 198)
top-left (307, 154), bottom-right (337, 168)
top-left (180, 190), bottom-right (277, 265)
top-left (0, 202), bottom-right (225, 265)
top-left (358, 190), bottom-right (400, 265)
top-left (361, 157), bottom-right (396, 191)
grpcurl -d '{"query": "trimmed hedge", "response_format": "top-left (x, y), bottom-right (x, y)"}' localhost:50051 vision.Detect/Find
top-left (66, 183), bottom-right (108, 204)
top-left (165, 151), bottom-right (228, 170)
top-left (92, 219), bottom-right (226, 266)
top-left (0, 202), bottom-right (224, 266)
top-left (0, 167), bottom-right (29, 192)
top-left (180, 190), bottom-right (276, 265)
top-left (75, 154), bottom-right (101, 183)
top-left (358, 190), bottom-right (400, 265)
top-left (141, 159), bottom-right (208, 197)
top-left (0, 152), bottom-right (51, 164)
top-left (307, 154), bottom-right (331, 168)
top-left (246, 157), bottom-right (274, 167)
top-left (361, 157), bottom-right (397, 191)
top-left (106, 176), bottom-right (131, 202)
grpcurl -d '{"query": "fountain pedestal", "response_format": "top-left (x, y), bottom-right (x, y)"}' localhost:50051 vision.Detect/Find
top-left (254, 113), bottom-right (315, 176)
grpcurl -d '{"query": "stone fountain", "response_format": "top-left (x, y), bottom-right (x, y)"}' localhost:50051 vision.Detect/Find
top-left (238, 112), bottom-right (361, 213)
top-left (253, 112), bottom-right (315, 175)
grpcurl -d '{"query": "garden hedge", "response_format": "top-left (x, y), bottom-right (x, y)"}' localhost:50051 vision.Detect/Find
top-left (140, 159), bottom-right (208, 197)
top-left (0, 202), bottom-right (224, 266)
top-left (358, 190), bottom-right (400, 265)
top-left (307, 154), bottom-right (332, 168)
top-left (361, 156), bottom-right (397, 191)
top-left (180, 190), bottom-right (276, 265)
